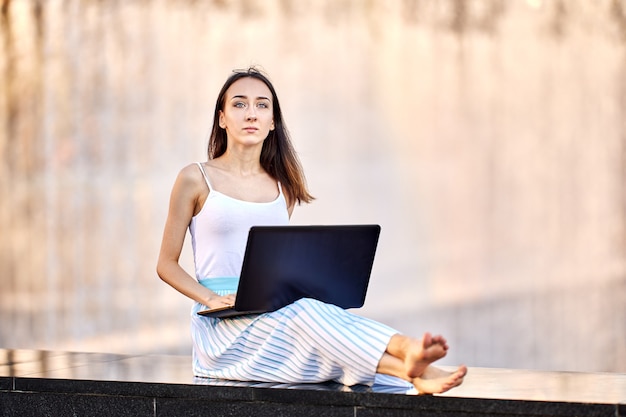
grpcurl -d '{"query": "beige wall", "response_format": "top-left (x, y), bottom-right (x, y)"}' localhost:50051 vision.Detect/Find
top-left (0, 0), bottom-right (624, 372)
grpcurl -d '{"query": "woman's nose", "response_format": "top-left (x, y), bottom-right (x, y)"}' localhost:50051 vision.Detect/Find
top-left (246, 107), bottom-right (257, 120)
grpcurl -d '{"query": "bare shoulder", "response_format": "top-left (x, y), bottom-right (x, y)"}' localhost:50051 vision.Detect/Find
top-left (177, 163), bottom-right (205, 185)
top-left (171, 163), bottom-right (207, 198)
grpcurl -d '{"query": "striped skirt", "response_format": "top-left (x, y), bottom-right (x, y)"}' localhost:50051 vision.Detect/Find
top-left (190, 298), bottom-right (398, 386)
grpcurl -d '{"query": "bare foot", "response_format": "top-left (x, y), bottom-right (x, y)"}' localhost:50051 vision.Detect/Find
top-left (412, 365), bottom-right (467, 394)
top-left (405, 332), bottom-right (448, 378)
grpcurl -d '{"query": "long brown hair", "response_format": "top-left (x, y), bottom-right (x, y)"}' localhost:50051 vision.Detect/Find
top-left (207, 67), bottom-right (314, 205)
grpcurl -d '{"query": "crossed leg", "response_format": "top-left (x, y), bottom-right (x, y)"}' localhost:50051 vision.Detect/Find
top-left (376, 332), bottom-right (467, 394)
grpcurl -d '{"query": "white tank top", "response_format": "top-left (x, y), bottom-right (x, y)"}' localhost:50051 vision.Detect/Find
top-left (189, 162), bottom-right (290, 281)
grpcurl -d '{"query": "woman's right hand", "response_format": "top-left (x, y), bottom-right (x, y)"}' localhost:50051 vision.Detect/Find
top-left (206, 293), bottom-right (236, 309)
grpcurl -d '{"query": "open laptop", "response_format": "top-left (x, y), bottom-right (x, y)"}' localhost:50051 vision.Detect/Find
top-left (197, 224), bottom-right (381, 318)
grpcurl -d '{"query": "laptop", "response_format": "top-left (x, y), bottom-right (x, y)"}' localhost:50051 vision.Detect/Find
top-left (197, 224), bottom-right (381, 318)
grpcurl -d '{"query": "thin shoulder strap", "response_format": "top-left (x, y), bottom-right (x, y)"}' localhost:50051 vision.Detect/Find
top-left (196, 162), bottom-right (213, 191)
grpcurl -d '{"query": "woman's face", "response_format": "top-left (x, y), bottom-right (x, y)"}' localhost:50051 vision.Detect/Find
top-left (219, 77), bottom-right (275, 148)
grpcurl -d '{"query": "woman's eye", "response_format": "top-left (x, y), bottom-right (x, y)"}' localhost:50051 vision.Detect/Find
top-left (234, 102), bottom-right (246, 108)
top-left (257, 102), bottom-right (268, 109)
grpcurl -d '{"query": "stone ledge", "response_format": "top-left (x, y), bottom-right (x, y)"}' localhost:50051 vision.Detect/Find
top-left (1, 349), bottom-right (625, 417)
top-left (1, 377), bottom-right (621, 417)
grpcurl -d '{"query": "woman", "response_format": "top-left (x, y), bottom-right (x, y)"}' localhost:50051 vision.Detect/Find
top-left (156, 67), bottom-right (467, 394)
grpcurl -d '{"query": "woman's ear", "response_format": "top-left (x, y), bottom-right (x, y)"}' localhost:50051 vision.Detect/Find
top-left (218, 110), bottom-right (226, 129)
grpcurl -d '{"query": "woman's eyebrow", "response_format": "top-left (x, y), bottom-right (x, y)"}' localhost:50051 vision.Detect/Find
top-left (230, 95), bottom-right (271, 101)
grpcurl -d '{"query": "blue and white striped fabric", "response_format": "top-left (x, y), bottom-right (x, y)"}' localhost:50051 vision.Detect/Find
top-left (190, 297), bottom-right (398, 386)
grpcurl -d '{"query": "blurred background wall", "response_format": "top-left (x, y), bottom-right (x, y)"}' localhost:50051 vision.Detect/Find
top-left (0, 0), bottom-right (625, 373)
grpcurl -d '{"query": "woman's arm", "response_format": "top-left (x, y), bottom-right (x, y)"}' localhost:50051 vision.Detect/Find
top-left (156, 164), bottom-right (235, 308)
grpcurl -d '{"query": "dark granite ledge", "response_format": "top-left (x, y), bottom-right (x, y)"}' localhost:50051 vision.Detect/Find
top-left (1, 349), bottom-right (625, 417)
top-left (2, 378), bottom-right (621, 417)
